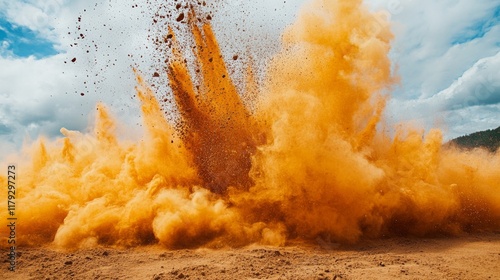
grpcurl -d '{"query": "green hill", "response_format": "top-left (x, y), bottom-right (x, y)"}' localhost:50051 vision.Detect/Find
top-left (450, 126), bottom-right (500, 152)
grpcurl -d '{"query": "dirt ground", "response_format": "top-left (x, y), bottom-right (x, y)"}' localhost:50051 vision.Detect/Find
top-left (4, 232), bottom-right (500, 279)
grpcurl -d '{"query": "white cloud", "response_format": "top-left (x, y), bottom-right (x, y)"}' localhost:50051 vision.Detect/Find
top-left (0, 51), bottom-right (147, 157)
top-left (367, 0), bottom-right (500, 99)
top-left (0, 0), bottom-right (151, 158)
top-left (443, 103), bottom-right (500, 138)
top-left (366, 0), bottom-right (500, 138)
top-left (387, 51), bottom-right (500, 139)
top-left (440, 52), bottom-right (500, 110)
top-left (0, 55), bottom-right (88, 139)
top-left (0, 0), bottom-right (57, 40)
top-left (0, 40), bottom-right (13, 57)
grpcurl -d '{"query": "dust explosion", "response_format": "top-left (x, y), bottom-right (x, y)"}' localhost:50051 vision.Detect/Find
top-left (1, 0), bottom-right (500, 249)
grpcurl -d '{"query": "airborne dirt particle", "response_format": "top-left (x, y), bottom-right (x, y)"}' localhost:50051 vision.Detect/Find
top-left (176, 13), bottom-right (185, 22)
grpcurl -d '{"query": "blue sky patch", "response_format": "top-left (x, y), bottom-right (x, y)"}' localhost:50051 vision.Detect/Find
top-left (0, 17), bottom-right (58, 58)
top-left (451, 5), bottom-right (500, 45)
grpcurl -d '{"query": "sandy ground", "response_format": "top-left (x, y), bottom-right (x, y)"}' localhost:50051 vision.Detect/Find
top-left (4, 233), bottom-right (500, 279)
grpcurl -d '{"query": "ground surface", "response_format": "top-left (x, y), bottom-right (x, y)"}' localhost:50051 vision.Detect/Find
top-left (4, 233), bottom-right (500, 279)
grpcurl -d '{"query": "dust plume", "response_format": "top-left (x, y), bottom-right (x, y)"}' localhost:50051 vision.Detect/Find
top-left (1, 0), bottom-right (499, 249)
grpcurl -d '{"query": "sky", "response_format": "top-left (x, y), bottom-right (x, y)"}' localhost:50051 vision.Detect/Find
top-left (0, 0), bottom-right (499, 158)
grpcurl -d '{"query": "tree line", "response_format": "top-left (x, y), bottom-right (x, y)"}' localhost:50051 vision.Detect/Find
top-left (450, 126), bottom-right (500, 152)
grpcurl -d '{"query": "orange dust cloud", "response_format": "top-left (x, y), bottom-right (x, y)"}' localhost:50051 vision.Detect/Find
top-left (1, 0), bottom-right (499, 249)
